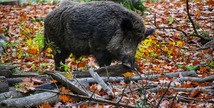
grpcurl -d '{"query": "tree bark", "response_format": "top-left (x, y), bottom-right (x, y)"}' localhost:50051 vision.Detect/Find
top-left (0, 92), bottom-right (59, 108)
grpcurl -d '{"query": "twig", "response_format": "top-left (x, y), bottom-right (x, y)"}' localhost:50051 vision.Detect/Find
top-left (197, 39), bottom-right (214, 50)
top-left (186, 0), bottom-right (211, 41)
top-left (172, 75), bottom-right (214, 84)
top-left (116, 84), bottom-right (128, 107)
top-left (186, 0), bottom-right (199, 36)
top-left (148, 85), bottom-right (214, 93)
top-left (156, 27), bottom-right (188, 37)
top-left (44, 71), bottom-right (99, 97)
top-left (88, 67), bottom-right (113, 96)
top-left (155, 81), bottom-right (172, 108)
top-left (169, 93), bottom-right (178, 108)
top-left (36, 89), bottom-right (136, 108)
top-left (74, 70), bottom-right (197, 86)
top-left (165, 95), bottom-right (214, 103)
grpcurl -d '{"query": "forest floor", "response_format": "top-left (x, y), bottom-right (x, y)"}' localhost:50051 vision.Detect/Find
top-left (0, 0), bottom-right (213, 108)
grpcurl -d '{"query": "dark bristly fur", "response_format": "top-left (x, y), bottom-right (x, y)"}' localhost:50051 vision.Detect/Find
top-left (43, 1), bottom-right (154, 70)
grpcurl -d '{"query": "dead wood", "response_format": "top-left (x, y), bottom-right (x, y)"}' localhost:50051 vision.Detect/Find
top-left (172, 75), bottom-right (214, 83)
top-left (36, 89), bottom-right (136, 108)
top-left (0, 91), bottom-right (26, 102)
top-left (0, 65), bottom-right (18, 70)
top-left (74, 70), bottom-right (197, 86)
top-left (0, 92), bottom-right (59, 108)
top-left (0, 70), bottom-right (12, 78)
top-left (0, 0), bottom-right (20, 5)
top-left (7, 78), bottom-right (23, 86)
top-left (72, 64), bottom-right (132, 77)
top-left (186, 0), bottom-right (212, 42)
top-left (148, 85), bottom-right (214, 93)
top-left (35, 83), bottom-right (57, 90)
top-left (11, 72), bottom-right (40, 78)
top-left (88, 68), bottom-right (113, 96)
top-left (165, 95), bottom-right (214, 103)
top-left (44, 71), bottom-right (100, 98)
top-left (0, 65), bottom-right (18, 78)
top-left (0, 76), bottom-right (9, 93)
top-left (155, 82), bottom-right (172, 108)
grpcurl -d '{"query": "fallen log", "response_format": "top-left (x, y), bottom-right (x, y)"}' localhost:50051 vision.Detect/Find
top-left (11, 72), bottom-right (40, 78)
top-left (0, 64), bottom-right (18, 78)
top-left (148, 85), bottom-right (214, 93)
top-left (0, 76), bottom-right (9, 93)
top-left (7, 78), bottom-right (23, 86)
top-left (172, 75), bottom-right (214, 83)
top-left (0, 92), bottom-right (59, 108)
top-left (45, 71), bottom-right (100, 98)
top-left (35, 83), bottom-right (58, 90)
top-left (72, 64), bottom-right (132, 77)
top-left (0, 65), bottom-right (18, 70)
top-left (36, 89), bottom-right (136, 108)
top-left (74, 70), bottom-right (197, 86)
top-left (0, 70), bottom-right (12, 78)
top-left (0, 91), bottom-right (26, 101)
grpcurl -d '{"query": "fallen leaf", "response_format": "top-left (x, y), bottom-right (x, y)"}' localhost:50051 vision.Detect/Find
top-left (190, 89), bottom-right (201, 98)
top-left (39, 102), bottom-right (51, 108)
top-left (199, 66), bottom-right (208, 73)
top-left (122, 72), bottom-right (136, 77)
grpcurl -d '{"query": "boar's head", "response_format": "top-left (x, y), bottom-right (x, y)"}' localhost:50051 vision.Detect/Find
top-left (107, 15), bottom-right (155, 69)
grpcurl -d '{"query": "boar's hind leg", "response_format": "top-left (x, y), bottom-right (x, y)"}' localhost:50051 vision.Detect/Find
top-left (54, 49), bottom-right (70, 71)
top-left (93, 50), bottom-right (112, 67)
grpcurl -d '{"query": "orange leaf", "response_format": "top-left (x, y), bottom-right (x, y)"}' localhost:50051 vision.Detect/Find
top-left (206, 0), bottom-right (214, 5)
top-left (192, 60), bottom-right (200, 65)
top-left (59, 94), bottom-right (73, 103)
top-left (60, 87), bottom-right (70, 93)
top-left (153, 65), bottom-right (161, 71)
top-left (180, 0), bottom-right (186, 3)
top-left (175, 2), bottom-right (181, 7)
top-left (190, 89), bottom-right (200, 98)
top-left (169, 41), bottom-right (175, 46)
top-left (196, 10), bottom-right (201, 16)
top-left (182, 81), bottom-right (193, 88)
top-left (81, 104), bottom-right (88, 108)
top-left (158, 75), bottom-right (165, 80)
top-left (90, 84), bottom-right (102, 93)
top-left (50, 80), bottom-right (58, 83)
top-left (122, 72), bottom-right (136, 78)
top-left (27, 46), bottom-right (39, 55)
top-left (59, 87), bottom-right (73, 103)
top-left (98, 90), bottom-right (106, 96)
top-left (90, 84), bottom-right (97, 92)
top-left (40, 102), bottom-right (51, 108)
top-left (77, 61), bottom-right (87, 68)
top-left (195, 0), bottom-right (202, 2)
top-left (199, 66), bottom-right (208, 73)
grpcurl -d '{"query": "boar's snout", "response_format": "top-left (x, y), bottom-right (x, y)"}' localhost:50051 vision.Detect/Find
top-left (122, 55), bottom-right (136, 69)
top-left (145, 28), bottom-right (155, 38)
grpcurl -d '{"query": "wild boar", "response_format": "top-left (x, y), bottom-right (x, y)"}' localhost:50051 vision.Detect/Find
top-left (43, 1), bottom-right (155, 70)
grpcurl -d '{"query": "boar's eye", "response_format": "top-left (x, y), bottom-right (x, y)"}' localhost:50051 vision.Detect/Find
top-left (137, 30), bottom-right (142, 33)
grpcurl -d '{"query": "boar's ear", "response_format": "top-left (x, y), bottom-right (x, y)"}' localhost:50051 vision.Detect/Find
top-left (121, 18), bottom-right (133, 31)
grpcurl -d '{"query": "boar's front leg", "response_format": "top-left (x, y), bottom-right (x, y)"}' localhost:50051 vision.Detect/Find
top-left (93, 50), bottom-right (112, 67)
top-left (53, 49), bottom-right (70, 71)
